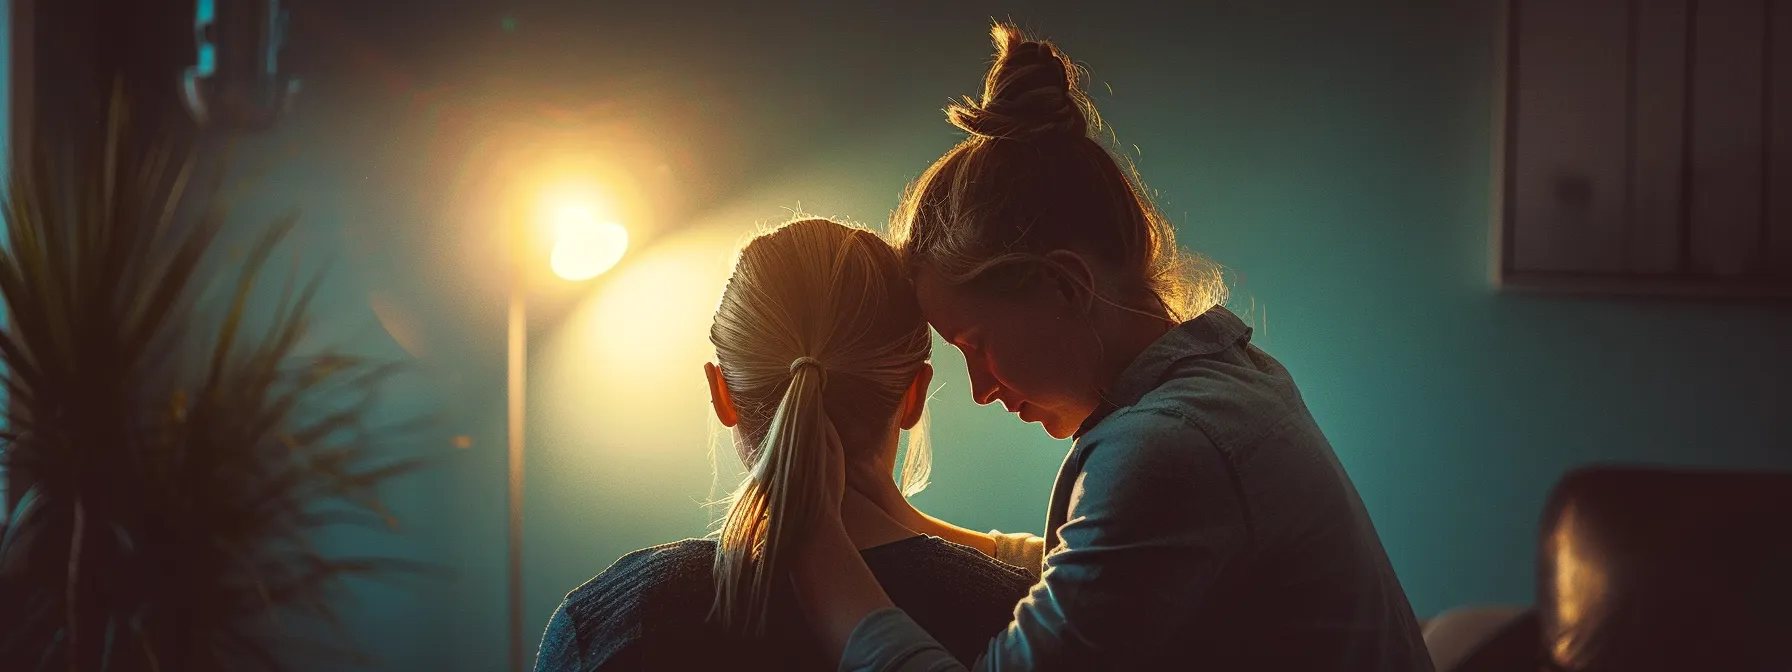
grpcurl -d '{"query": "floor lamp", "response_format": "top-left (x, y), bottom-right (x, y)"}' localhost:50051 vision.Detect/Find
top-left (507, 238), bottom-right (529, 672)
top-left (505, 199), bottom-right (629, 672)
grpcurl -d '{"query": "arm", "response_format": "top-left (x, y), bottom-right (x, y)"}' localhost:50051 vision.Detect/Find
top-left (789, 518), bottom-right (901, 666)
top-left (980, 408), bottom-right (1250, 668)
top-left (809, 407), bottom-right (1251, 671)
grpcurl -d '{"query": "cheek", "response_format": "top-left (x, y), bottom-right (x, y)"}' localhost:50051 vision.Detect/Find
top-left (987, 328), bottom-right (1083, 396)
top-left (986, 341), bottom-right (1048, 381)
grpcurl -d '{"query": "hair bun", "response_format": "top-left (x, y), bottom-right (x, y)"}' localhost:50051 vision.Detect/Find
top-left (947, 24), bottom-right (1094, 142)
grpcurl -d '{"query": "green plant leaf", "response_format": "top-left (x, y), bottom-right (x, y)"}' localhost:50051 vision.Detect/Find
top-left (0, 485), bottom-right (43, 561)
top-left (0, 82), bottom-right (435, 672)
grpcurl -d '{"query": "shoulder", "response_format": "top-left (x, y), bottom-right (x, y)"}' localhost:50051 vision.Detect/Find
top-left (1078, 402), bottom-right (1223, 481)
top-left (586, 538), bottom-right (716, 584)
top-left (1070, 344), bottom-right (1339, 545)
top-left (884, 536), bottom-right (1031, 581)
top-left (549, 539), bottom-right (718, 669)
top-left (863, 536), bottom-right (1032, 608)
top-left (1076, 404), bottom-right (1234, 496)
top-left (1141, 352), bottom-right (1306, 445)
top-left (1070, 403), bottom-right (1256, 549)
top-left (1096, 338), bottom-right (1326, 465)
top-left (861, 538), bottom-right (1035, 664)
top-left (562, 539), bottom-right (716, 615)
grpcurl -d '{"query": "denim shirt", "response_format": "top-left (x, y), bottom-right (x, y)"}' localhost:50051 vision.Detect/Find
top-left (840, 307), bottom-right (1433, 671)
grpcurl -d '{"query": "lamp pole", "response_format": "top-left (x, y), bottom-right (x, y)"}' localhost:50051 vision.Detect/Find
top-left (500, 188), bottom-right (625, 672)
top-left (507, 212), bottom-right (529, 672)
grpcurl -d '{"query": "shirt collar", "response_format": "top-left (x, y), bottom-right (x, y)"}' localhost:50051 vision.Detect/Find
top-left (1072, 305), bottom-right (1254, 439)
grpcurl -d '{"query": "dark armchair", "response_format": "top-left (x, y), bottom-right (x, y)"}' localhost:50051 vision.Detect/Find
top-left (1422, 465), bottom-right (1792, 672)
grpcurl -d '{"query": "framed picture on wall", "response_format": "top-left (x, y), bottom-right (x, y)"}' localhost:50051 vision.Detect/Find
top-left (1493, 0), bottom-right (1792, 296)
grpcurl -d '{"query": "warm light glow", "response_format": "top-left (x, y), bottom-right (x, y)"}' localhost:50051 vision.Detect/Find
top-left (549, 204), bottom-right (629, 281)
top-left (534, 220), bottom-right (738, 483)
top-left (535, 181), bottom-right (618, 240)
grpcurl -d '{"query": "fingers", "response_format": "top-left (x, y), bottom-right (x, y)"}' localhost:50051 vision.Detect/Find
top-left (821, 418), bottom-right (847, 508)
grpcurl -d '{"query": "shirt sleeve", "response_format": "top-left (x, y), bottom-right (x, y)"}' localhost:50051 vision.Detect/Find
top-left (839, 406), bottom-right (1251, 671)
top-left (988, 531), bottom-right (1046, 578)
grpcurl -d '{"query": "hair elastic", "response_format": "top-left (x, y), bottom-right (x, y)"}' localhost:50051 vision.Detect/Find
top-left (789, 356), bottom-right (826, 378)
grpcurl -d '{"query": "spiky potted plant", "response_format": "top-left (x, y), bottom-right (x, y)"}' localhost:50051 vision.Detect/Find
top-left (0, 91), bottom-right (432, 671)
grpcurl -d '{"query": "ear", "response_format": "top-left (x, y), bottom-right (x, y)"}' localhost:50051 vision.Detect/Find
top-left (1042, 249), bottom-right (1097, 316)
top-left (704, 362), bottom-right (740, 428)
top-left (896, 363), bottom-right (934, 430)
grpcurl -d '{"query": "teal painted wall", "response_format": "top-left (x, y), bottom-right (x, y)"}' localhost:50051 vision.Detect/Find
top-left (218, 1), bottom-right (1792, 669)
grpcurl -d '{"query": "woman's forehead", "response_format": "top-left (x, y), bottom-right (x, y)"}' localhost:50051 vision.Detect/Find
top-left (911, 268), bottom-right (978, 335)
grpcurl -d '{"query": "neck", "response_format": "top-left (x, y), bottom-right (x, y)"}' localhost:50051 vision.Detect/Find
top-left (842, 477), bottom-right (997, 556)
top-left (1095, 306), bottom-right (1178, 393)
top-left (838, 487), bottom-right (921, 551)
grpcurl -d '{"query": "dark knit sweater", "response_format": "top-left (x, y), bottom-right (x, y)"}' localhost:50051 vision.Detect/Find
top-left (534, 536), bottom-right (1033, 671)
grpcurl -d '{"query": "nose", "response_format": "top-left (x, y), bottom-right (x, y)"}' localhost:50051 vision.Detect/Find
top-left (965, 358), bottom-right (1001, 406)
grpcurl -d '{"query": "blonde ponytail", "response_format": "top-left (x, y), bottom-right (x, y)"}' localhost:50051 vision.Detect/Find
top-left (712, 358), bottom-right (834, 634)
top-left (705, 218), bottom-right (933, 637)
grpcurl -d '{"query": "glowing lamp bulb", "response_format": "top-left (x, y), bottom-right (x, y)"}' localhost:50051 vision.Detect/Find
top-left (550, 212), bottom-right (629, 281)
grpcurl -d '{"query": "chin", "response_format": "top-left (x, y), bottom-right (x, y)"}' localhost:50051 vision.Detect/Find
top-left (1042, 420), bottom-right (1078, 441)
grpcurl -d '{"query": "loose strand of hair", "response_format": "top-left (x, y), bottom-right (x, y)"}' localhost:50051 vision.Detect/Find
top-left (898, 408), bottom-right (933, 497)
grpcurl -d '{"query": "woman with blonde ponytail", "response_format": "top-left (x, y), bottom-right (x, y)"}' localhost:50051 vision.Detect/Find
top-left (535, 218), bottom-right (1034, 671)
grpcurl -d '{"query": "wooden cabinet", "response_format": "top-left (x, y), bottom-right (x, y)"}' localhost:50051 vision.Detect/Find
top-left (1496, 0), bottom-right (1792, 296)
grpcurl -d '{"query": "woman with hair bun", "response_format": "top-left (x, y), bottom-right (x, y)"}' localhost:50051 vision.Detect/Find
top-left (789, 24), bottom-right (1433, 671)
